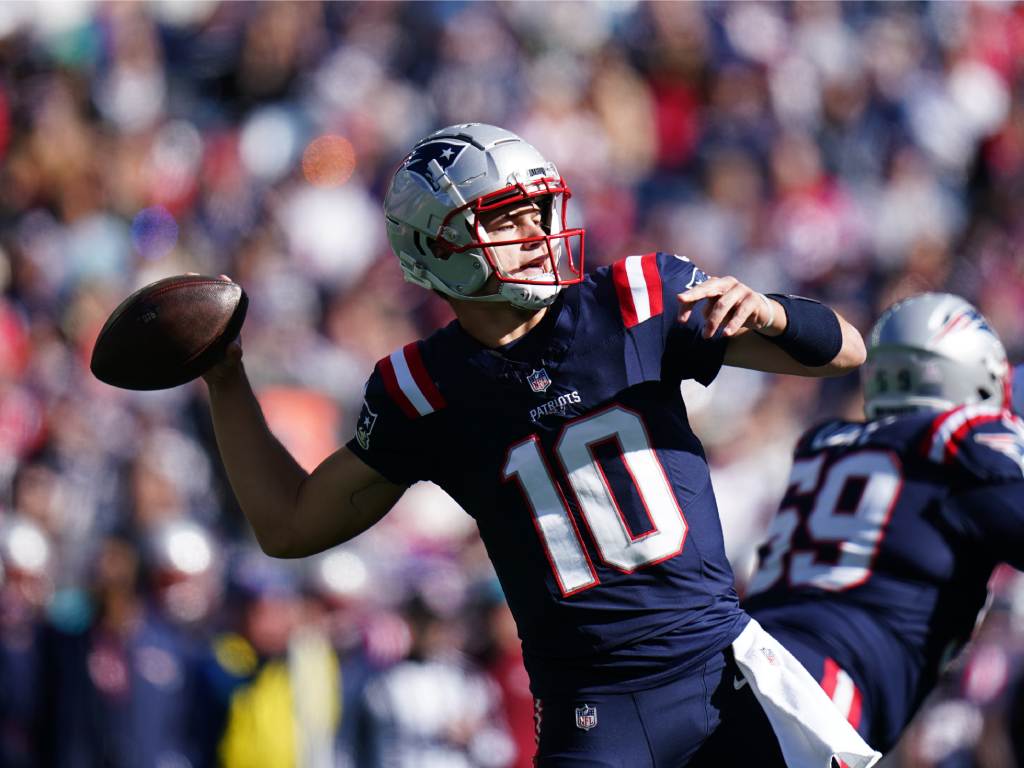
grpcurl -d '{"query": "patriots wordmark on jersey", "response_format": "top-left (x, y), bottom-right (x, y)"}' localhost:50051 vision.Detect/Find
top-left (348, 253), bottom-right (754, 697)
top-left (745, 405), bottom-right (1024, 750)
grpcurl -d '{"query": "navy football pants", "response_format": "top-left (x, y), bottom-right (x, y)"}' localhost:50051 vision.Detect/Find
top-left (534, 648), bottom-right (786, 767)
top-left (758, 625), bottom-right (871, 745)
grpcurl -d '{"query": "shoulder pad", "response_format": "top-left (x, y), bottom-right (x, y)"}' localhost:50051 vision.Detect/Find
top-left (795, 420), bottom-right (856, 454)
top-left (922, 405), bottom-right (1024, 480)
top-left (374, 341), bottom-right (446, 419)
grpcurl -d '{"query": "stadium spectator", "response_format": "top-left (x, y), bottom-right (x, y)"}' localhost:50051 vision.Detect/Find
top-left (35, 529), bottom-right (201, 768)
top-left (192, 550), bottom-right (334, 768)
top-left (469, 580), bottom-right (537, 768)
top-left (0, 517), bottom-right (51, 768)
top-left (358, 589), bottom-right (515, 768)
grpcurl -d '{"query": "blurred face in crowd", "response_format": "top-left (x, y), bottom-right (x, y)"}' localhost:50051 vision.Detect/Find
top-left (94, 537), bottom-right (140, 597)
top-left (245, 594), bottom-right (304, 656)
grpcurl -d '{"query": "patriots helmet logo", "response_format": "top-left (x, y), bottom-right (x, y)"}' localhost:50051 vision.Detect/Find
top-left (355, 400), bottom-right (378, 450)
top-left (402, 141), bottom-right (466, 190)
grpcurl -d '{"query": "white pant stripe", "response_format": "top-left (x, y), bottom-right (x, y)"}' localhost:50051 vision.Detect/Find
top-left (832, 669), bottom-right (855, 719)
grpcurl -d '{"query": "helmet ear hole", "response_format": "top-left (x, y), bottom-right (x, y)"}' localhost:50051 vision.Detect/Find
top-left (425, 237), bottom-right (450, 260)
top-left (412, 231), bottom-right (429, 257)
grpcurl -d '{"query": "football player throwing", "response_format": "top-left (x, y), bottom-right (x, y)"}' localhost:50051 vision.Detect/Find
top-left (204, 124), bottom-right (876, 767)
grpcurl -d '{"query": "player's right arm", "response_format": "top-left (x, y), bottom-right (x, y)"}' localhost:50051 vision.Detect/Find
top-left (204, 345), bottom-right (405, 559)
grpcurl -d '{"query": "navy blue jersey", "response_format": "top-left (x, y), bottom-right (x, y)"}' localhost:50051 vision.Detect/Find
top-left (348, 253), bottom-right (748, 697)
top-left (744, 404), bottom-right (1024, 749)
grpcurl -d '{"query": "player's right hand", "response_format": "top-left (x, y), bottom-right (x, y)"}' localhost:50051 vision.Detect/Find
top-left (201, 338), bottom-right (243, 386)
top-left (192, 272), bottom-right (244, 386)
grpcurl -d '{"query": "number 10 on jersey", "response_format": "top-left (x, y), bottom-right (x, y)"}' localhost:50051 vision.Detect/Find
top-left (503, 405), bottom-right (688, 596)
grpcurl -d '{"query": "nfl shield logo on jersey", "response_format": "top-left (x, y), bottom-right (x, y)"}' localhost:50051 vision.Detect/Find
top-left (527, 368), bottom-right (552, 393)
top-left (575, 704), bottom-right (597, 731)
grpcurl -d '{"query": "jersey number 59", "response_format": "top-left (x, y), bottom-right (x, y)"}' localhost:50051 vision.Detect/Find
top-left (503, 405), bottom-right (688, 596)
top-left (747, 450), bottom-right (902, 596)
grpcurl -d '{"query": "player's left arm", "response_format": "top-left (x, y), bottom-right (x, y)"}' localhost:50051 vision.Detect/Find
top-left (677, 275), bottom-right (866, 377)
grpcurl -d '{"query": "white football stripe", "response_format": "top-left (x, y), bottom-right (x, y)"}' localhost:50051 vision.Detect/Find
top-left (624, 255), bottom-right (652, 323)
top-left (389, 349), bottom-right (433, 416)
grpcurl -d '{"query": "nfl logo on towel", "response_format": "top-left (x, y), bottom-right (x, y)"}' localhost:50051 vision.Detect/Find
top-left (527, 368), bottom-right (552, 393)
top-left (575, 704), bottom-right (597, 731)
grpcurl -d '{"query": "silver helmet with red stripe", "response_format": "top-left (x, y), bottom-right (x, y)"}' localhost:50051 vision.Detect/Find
top-left (384, 123), bottom-right (584, 310)
top-left (864, 293), bottom-right (1008, 418)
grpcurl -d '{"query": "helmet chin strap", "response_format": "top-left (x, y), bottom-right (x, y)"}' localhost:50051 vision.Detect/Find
top-left (429, 272), bottom-right (563, 310)
top-left (499, 281), bottom-right (562, 309)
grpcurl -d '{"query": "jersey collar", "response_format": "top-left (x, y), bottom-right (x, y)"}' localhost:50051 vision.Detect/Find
top-left (450, 284), bottom-right (580, 378)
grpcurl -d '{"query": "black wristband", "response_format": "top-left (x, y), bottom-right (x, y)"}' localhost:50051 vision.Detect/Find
top-left (762, 294), bottom-right (843, 367)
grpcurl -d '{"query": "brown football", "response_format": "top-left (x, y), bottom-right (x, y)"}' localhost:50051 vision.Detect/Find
top-left (90, 275), bottom-right (248, 390)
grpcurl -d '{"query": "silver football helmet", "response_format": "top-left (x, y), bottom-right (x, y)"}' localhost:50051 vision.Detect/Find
top-left (863, 293), bottom-right (1008, 418)
top-left (383, 123), bottom-right (584, 310)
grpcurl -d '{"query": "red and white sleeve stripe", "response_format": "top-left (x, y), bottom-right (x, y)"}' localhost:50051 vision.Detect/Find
top-left (820, 658), bottom-right (863, 730)
top-left (612, 253), bottom-right (663, 329)
top-left (377, 342), bottom-right (446, 419)
top-left (923, 403), bottom-right (1004, 463)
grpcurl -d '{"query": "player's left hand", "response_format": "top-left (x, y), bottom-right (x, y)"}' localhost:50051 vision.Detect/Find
top-left (677, 276), bottom-right (779, 339)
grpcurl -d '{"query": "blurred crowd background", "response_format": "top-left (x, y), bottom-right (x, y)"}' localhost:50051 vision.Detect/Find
top-left (1, 1), bottom-right (1024, 766)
